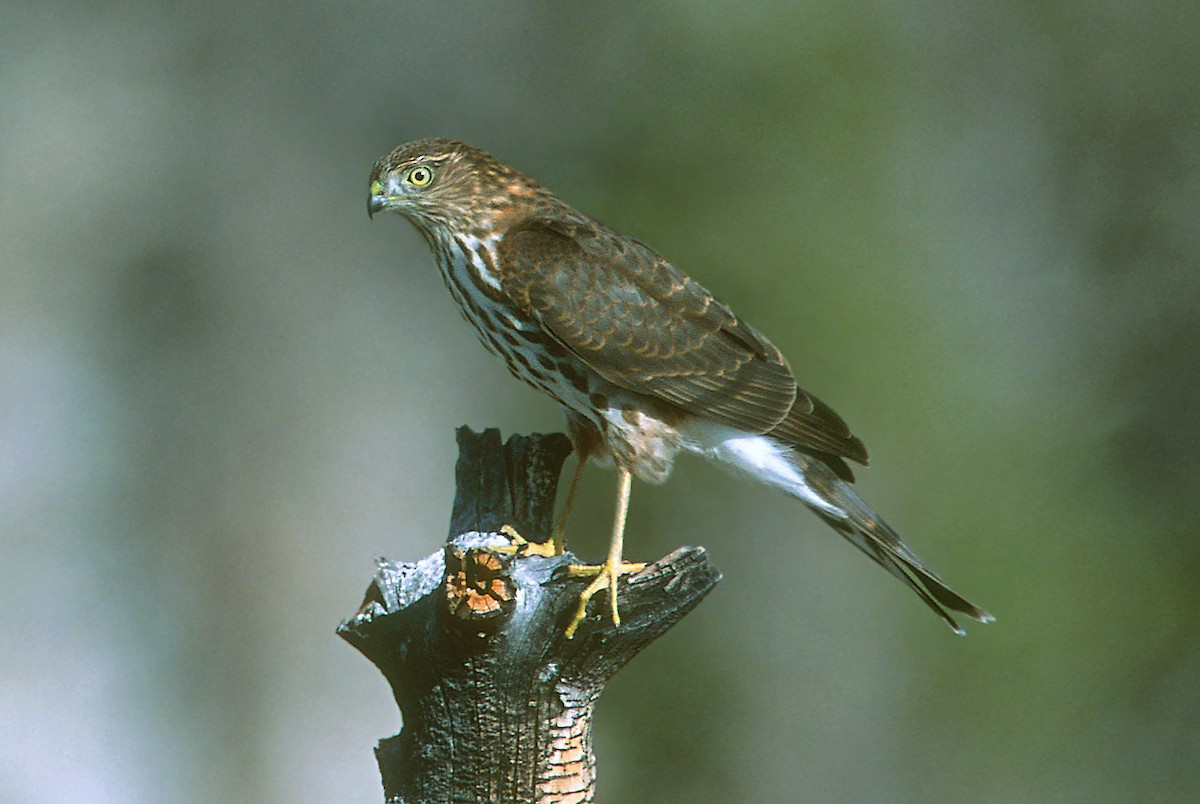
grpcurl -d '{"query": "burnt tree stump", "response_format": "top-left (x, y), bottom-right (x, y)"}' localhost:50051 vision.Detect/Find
top-left (338, 427), bottom-right (722, 803)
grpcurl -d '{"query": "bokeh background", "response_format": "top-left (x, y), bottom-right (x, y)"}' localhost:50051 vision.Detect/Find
top-left (4, 2), bottom-right (1198, 802)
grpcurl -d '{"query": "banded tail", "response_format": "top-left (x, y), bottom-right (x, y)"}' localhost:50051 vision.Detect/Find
top-left (694, 426), bottom-right (994, 634)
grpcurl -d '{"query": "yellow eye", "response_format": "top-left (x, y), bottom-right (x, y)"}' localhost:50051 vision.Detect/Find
top-left (405, 165), bottom-right (434, 187)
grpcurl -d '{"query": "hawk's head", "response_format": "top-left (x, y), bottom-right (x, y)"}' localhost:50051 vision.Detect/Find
top-left (368, 139), bottom-right (545, 236)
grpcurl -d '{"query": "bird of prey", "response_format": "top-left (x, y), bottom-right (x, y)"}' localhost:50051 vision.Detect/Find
top-left (368, 139), bottom-right (992, 638)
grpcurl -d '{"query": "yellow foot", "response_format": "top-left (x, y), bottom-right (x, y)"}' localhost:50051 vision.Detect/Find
top-left (493, 524), bottom-right (558, 558)
top-left (563, 559), bottom-right (647, 639)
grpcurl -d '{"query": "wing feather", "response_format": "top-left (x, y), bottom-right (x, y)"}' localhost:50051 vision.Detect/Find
top-left (499, 218), bottom-right (870, 474)
top-left (500, 220), bottom-right (796, 432)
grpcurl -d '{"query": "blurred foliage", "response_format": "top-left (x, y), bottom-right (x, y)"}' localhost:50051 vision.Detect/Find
top-left (2, 1), bottom-right (1198, 802)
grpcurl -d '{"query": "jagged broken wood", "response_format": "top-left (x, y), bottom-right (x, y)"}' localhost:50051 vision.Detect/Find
top-left (338, 427), bottom-right (722, 803)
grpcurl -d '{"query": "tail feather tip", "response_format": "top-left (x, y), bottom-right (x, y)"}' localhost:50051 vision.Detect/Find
top-left (951, 607), bottom-right (995, 635)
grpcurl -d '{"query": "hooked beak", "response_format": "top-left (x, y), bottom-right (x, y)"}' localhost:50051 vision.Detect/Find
top-left (367, 178), bottom-right (392, 219)
top-left (367, 193), bottom-right (387, 219)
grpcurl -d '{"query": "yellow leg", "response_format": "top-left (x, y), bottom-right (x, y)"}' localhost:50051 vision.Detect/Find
top-left (549, 457), bottom-right (588, 554)
top-left (496, 454), bottom-right (587, 559)
top-left (564, 468), bottom-right (646, 639)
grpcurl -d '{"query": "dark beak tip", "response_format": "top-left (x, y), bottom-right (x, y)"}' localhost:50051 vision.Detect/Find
top-left (367, 196), bottom-right (386, 219)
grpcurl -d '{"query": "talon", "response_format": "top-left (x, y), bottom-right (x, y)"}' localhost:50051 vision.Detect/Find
top-left (493, 524), bottom-right (557, 558)
top-left (563, 559), bottom-right (647, 638)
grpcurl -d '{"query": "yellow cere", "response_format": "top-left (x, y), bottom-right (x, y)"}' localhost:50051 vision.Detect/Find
top-left (369, 179), bottom-right (383, 196)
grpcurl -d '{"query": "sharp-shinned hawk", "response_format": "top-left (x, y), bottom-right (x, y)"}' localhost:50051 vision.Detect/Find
top-left (368, 139), bottom-right (992, 638)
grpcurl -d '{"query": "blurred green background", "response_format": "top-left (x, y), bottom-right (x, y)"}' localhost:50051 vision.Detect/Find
top-left (4, 2), bottom-right (1198, 802)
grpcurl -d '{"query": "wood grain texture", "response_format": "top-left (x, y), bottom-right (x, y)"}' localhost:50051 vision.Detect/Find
top-left (339, 428), bottom-right (721, 803)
